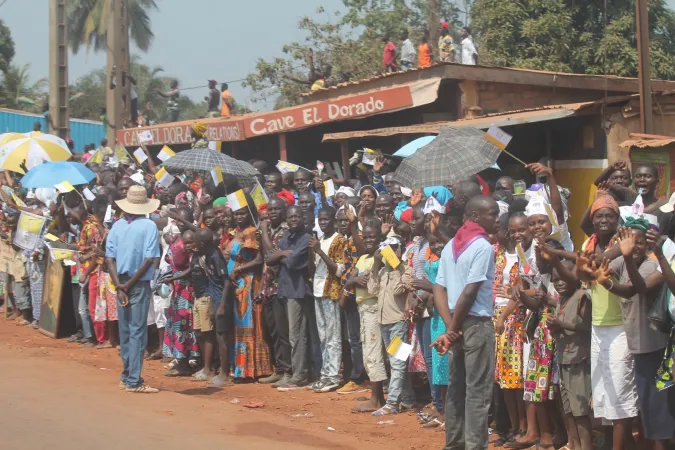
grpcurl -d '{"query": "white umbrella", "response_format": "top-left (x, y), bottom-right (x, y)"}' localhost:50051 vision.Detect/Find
top-left (0, 132), bottom-right (72, 173)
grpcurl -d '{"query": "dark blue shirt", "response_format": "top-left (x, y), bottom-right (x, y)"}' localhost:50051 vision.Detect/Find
top-left (190, 248), bottom-right (228, 304)
top-left (276, 230), bottom-right (311, 299)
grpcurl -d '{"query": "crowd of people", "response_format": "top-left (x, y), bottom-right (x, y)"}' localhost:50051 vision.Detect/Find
top-left (1, 121), bottom-right (674, 450)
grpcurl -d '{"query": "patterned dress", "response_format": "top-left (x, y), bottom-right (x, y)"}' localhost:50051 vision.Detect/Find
top-left (162, 238), bottom-right (199, 360)
top-left (227, 226), bottom-right (272, 379)
top-left (493, 246), bottom-right (526, 389)
top-left (523, 305), bottom-right (555, 402)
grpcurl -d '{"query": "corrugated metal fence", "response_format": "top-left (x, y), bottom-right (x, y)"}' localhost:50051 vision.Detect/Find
top-left (0, 107), bottom-right (105, 153)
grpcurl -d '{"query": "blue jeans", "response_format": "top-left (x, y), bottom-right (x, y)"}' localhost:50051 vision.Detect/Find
top-left (315, 297), bottom-right (342, 383)
top-left (381, 321), bottom-right (415, 406)
top-left (78, 280), bottom-right (93, 340)
top-left (118, 280), bottom-right (151, 388)
top-left (417, 318), bottom-right (443, 411)
top-left (342, 298), bottom-right (365, 382)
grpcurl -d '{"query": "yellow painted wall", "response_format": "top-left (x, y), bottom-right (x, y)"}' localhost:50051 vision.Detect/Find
top-left (555, 166), bottom-right (604, 250)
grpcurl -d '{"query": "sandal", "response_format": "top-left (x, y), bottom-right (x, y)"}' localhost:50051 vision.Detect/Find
top-left (372, 404), bottom-right (398, 416)
top-left (422, 418), bottom-right (444, 429)
top-left (208, 376), bottom-right (234, 388)
top-left (192, 370), bottom-right (212, 382)
top-left (164, 368), bottom-right (191, 377)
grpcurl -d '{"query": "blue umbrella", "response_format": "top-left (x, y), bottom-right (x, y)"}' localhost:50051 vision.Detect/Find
top-left (20, 161), bottom-right (96, 188)
top-left (393, 136), bottom-right (437, 158)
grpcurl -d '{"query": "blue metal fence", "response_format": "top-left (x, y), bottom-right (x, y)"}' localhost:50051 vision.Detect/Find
top-left (0, 108), bottom-right (105, 153)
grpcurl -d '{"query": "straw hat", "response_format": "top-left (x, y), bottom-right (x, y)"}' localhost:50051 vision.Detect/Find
top-left (115, 185), bottom-right (160, 215)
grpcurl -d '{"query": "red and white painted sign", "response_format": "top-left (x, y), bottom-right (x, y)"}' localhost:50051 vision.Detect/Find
top-left (243, 86), bottom-right (413, 138)
top-left (116, 120), bottom-right (245, 147)
top-left (115, 85), bottom-right (414, 145)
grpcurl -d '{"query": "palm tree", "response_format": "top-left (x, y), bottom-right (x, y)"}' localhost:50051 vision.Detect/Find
top-left (68, 0), bottom-right (158, 54)
top-left (0, 64), bottom-right (48, 111)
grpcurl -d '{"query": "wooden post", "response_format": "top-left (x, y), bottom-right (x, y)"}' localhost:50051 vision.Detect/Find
top-left (231, 142), bottom-right (238, 159)
top-left (279, 133), bottom-right (288, 161)
top-left (636, 0), bottom-right (654, 134)
top-left (340, 140), bottom-right (350, 183)
top-left (106, 0), bottom-right (130, 144)
top-left (49, 0), bottom-right (68, 139)
top-left (400, 135), bottom-right (410, 147)
top-left (428, 0), bottom-right (440, 59)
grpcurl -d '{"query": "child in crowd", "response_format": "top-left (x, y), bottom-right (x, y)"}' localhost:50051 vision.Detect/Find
top-left (368, 236), bottom-right (414, 416)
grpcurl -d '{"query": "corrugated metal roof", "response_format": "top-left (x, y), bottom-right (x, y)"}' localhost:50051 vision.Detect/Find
top-left (303, 62), bottom-right (675, 98)
top-left (619, 138), bottom-right (675, 148)
top-left (322, 95), bottom-right (634, 142)
top-left (0, 108), bottom-right (105, 153)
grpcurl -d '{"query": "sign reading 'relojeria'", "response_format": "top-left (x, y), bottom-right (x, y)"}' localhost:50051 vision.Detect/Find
top-left (243, 86), bottom-right (413, 137)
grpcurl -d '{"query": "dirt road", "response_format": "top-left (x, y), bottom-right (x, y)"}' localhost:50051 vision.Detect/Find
top-left (0, 323), bottom-right (445, 449)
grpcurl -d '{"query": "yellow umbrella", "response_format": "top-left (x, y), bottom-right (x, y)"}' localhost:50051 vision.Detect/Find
top-left (0, 132), bottom-right (27, 146)
top-left (0, 133), bottom-right (72, 173)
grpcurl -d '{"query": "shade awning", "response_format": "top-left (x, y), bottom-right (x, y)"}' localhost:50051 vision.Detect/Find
top-left (321, 102), bottom-right (598, 142)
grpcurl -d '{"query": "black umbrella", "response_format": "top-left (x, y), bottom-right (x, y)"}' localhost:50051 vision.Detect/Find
top-left (391, 126), bottom-right (502, 188)
top-left (161, 148), bottom-right (259, 187)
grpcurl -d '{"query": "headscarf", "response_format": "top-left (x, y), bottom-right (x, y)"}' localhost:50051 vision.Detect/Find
top-left (213, 197), bottom-right (228, 207)
top-left (399, 208), bottom-right (413, 223)
top-left (175, 190), bottom-right (198, 212)
top-left (358, 185), bottom-right (379, 198)
top-left (335, 186), bottom-right (356, 198)
top-left (276, 190), bottom-right (295, 207)
top-left (423, 186), bottom-right (452, 207)
top-left (525, 197), bottom-right (548, 218)
top-left (590, 193), bottom-right (619, 218)
top-left (191, 121), bottom-right (207, 139)
top-left (623, 216), bottom-right (651, 232)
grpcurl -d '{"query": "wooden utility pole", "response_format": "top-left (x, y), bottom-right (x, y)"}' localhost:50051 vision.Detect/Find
top-left (49, 0), bottom-right (68, 138)
top-left (428, 0), bottom-right (440, 60)
top-left (636, 0), bottom-right (653, 133)
top-left (106, 0), bottom-right (131, 144)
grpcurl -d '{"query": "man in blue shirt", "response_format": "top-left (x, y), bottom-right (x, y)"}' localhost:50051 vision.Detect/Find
top-left (293, 169), bottom-right (330, 217)
top-left (106, 185), bottom-right (161, 393)
top-left (432, 196), bottom-right (499, 450)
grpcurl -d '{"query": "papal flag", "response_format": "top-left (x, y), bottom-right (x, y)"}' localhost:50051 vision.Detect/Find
top-left (249, 180), bottom-right (269, 209)
top-left (54, 181), bottom-right (75, 193)
top-left (211, 166), bottom-right (223, 186)
top-left (226, 189), bottom-right (248, 211)
top-left (157, 145), bottom-right (175, 162)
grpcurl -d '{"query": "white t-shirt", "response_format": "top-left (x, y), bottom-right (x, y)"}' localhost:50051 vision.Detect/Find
top-left (313, 232), bottom-right (338, 297)
top-left (495, 251), bottom-right (519, 307)
top-left (461, 37), bottom-right (477, 65)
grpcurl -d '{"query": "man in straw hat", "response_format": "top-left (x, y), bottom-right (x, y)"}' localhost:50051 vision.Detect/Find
top-left (106, 185), bottom-right (161, 393)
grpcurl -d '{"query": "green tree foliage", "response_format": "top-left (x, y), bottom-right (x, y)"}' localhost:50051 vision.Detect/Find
top-left (68, 57), bottom-right (207, 122)
top-left (244, 1), bottom-right (460, 108)
top-left (0, 64), bottom-right (48, 111)
top-left (68, 0), bottom-right (158, 54)
top-left (0, 19), bottom-right (17, 106)
top-left (471, 0), bottom-right (675, 79)
top-left (0, 19), bottom-right (14, 74)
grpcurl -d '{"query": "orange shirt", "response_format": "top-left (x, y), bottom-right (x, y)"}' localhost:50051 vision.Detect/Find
top-left (221, 90), bottom-right (233, 117)
top-left (418, 43), bottom-right (432, 68)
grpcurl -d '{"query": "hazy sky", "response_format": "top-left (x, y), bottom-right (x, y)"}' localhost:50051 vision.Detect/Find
top-left (3, 0), bottom-right (675, 112)
top-left (2, 0), bottom-right (344, 111)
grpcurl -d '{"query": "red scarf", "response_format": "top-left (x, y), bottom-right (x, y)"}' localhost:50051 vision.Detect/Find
top-left (452, 221), bottom-right (488, 262)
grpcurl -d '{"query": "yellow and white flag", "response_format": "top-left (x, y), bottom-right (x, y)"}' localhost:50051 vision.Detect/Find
top-left (54, 181), bottom-right (75, 193)
top-left (87, 149), bottom-right (103, 165)
top-left (211, 166), bottom-right (223, 186)
top-left (44, 233), bottom-right (60, 242)
top-left (249, 180), bottom-right (269, 209)
top-left (380, 245), bottom-right (401, 269)
top-left (133, 147), bottom-right (148, 164)
top-left (226, 189), bottom-right (248, 211)
top-left (11, 193), bottom-right (26, 207)
top-left (485, 125), bottom-right (513, 150)
top-left (157, 145), bottom-right (175, 162)
top-left (386, 335), bottom-right (412, 361)
top-left (155, 167), bottom-right (175, 189)
top-left (276, 160), bottom-right (300, 174)
top-left (115, 145), bottom-right (131, 162)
